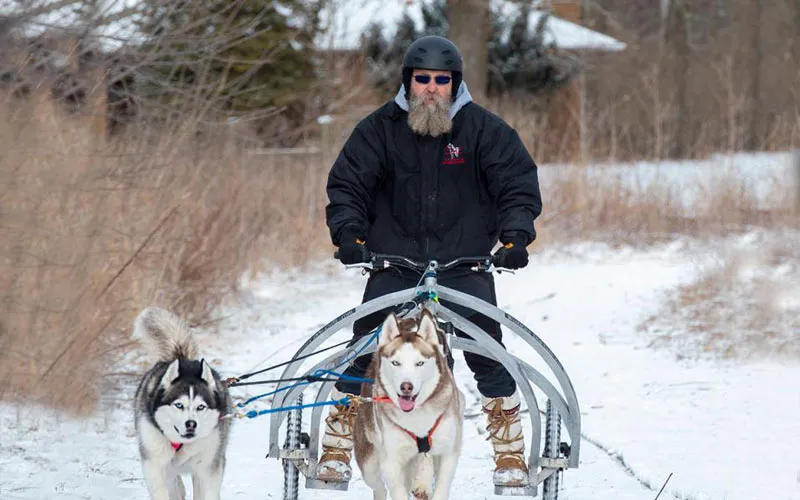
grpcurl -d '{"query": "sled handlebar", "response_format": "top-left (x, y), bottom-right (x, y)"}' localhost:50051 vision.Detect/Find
top-left (333, 252), bottom-right (510, 273)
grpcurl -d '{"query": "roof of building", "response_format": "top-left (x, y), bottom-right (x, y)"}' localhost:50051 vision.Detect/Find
top-left (316, 0), bottom-right (626, 52)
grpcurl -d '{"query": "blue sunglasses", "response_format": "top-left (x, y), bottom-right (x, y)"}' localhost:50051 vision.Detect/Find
top-left (413, 74), bottom-right (452, 85)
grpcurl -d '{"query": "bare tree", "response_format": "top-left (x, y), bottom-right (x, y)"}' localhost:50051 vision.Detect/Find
top-left (793, 0), bottom-right (800, 106)
top-left (662, 0), bottom-right (692, 158)
top-left (745, 0), bottom-right (763, 151)
top-left (1, 0), bottom-right (322, 144)
top-left (447, 0), bottom-right (489, 100)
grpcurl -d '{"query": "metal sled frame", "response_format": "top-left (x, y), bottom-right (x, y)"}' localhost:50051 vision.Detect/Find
top-left (265, 264), bottom-right (581, 498)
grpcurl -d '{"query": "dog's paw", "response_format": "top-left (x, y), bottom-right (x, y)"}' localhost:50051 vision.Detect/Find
top-left (411, 488), bottom-right (430, 500)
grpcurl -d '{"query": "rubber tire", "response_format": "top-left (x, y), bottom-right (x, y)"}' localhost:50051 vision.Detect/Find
top-left (541, 399), bottom-right (561, 500)
top-left (283, 393), bottom-right (303, 500)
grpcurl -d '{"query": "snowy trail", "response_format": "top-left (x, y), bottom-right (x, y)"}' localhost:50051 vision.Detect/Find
top-left (1, 241), bottom-right (799, 500)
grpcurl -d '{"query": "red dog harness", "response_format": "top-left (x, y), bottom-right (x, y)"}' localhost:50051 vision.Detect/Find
top-left (372, 396), bottom-right (445, 453)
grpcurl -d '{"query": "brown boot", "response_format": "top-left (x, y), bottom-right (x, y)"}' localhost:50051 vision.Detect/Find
top-left (316, 388), bottom-right (358, 482)
top-left (482, 392), bottom-right (530, 487)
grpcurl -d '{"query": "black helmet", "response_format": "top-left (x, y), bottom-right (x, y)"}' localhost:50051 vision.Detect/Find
top-left (402, 35), bottom-right (463, 100)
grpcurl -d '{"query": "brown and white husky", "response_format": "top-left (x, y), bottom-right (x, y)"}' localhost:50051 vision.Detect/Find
top-left (353, 308), bottom-right (465, 500)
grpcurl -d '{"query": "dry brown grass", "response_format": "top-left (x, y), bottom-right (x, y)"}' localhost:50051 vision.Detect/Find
top-left (640, 232), bottom-right (800, 360)
top-left (531, 156), bottom-right (798, 248)
top-left (1, 82), bottom-right (797, 415)
top-left (0, 95), bottom-right (334, 415)
top-left (481, 92), bottom-right (798, 245)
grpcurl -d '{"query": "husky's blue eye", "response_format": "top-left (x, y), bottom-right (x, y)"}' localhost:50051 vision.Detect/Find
top-left (174, 403), bottom-right (184, 409)
top-left (197, 405), bottom-right (206, 411)
top-left (391, 360), bottom-right (400, 366)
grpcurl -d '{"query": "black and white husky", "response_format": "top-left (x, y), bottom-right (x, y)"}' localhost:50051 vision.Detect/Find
top-left (132, 307), bottom-right (231, 500)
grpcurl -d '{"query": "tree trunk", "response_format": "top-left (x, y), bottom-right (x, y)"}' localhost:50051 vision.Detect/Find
top-left (446, 0), bottom-right (489, 101)
top-left (794, 0), bottom-right (800, 62)
top-left (794, 0), bottom-right (800, 114)
top-left (663, 0), bottom-right (692, 158)
top-left (551, 1), bottom-right (584, 162)
top-left (746, 0), bottom-right (763, 151)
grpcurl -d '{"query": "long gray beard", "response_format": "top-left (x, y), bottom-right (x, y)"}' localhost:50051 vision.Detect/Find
top-left (408, 94), bottom-right (453, 137)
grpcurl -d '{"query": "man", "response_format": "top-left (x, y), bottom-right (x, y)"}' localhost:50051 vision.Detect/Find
top-left (321, 35), bottom-right (542, 488)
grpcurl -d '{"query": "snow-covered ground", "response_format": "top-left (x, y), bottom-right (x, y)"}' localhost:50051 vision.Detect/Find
top-left (2, 234), bottom-right (798, 500)
top-left (540, 151), bottom-right (798, 212)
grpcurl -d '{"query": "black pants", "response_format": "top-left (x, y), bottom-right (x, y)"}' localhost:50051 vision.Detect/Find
top-left (334, 268), bottom-right (516, 398)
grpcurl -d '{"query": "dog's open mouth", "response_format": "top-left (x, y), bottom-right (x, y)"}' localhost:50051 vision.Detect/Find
top-left (397, 394), bottom-right (417, 412)
top-left (175, 426), bottom-right (195, 439)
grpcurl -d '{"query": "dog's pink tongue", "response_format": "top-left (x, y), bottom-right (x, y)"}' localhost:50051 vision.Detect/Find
top-left (398, 396), bottom-right (415, 412)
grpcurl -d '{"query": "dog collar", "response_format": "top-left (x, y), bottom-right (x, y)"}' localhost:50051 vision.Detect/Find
top-left (171, 442), bottom-right (183, 452)
top-left (370, 396), bottom-right (393, 403)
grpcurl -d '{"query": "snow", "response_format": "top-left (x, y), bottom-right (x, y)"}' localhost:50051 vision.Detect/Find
top-left (2, 229), bottom-right (799, 499)
top-left (540, 150), bottom-right (797, 212)
top-left (1, 0), bottom-right (144, 50)
top-left (492, 5), bottom-right (627, 52)
top-left (1, 150), bottom-right (798, 498)
top-left (316, 0), bottom-right (626, 52)
top-left (4, 0), bottom-right (626, 54)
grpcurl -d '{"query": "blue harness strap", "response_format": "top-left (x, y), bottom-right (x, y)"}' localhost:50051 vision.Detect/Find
top-left (234, 328), bottom-right (382, 417)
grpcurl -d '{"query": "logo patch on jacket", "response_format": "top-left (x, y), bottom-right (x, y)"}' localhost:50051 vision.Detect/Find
top-left (443, 142), bottom-right (465, 165)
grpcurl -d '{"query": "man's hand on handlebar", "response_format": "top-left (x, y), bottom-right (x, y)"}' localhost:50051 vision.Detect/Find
top-left (335, 229), bottom-right (370, 265)
top-left (492, 234), bottom-right (529, 270)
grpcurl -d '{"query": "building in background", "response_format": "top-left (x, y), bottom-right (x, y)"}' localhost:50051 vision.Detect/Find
top-left (315, 0), bottom-right (626, 162)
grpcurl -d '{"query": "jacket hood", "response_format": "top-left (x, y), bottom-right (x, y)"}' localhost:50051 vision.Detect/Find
top-left (394, 81), bottom-right (473, 121)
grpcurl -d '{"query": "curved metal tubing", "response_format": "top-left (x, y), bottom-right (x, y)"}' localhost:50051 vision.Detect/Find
top-left (270, 337), bottom-right (578, 476)
top-left (298, 340), bottom-right (569, 482)
top-left (307, 378), bottom-right (341, 474)
top-left (451, 338), bottom-right (573, 423)
top-left (452, 337), bottom-right (579, 469)
top-left (270, 337), bottom-right (575, 485)
top-left (271, 333), bottom-right (374, 411)
top-left (436, 286), bottom-right (581, 467)
top-left (264, 285), bottom-right (581, 469)
top-left (267, 335), bottom-right (376, 458)
top-left (435, 308), bottom-right (541, 474)
top-left (271, 290), bottom-right (419, 401)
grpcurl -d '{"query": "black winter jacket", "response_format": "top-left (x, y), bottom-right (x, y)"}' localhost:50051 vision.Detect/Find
top-left (326, 84), bottom-right (542, 263)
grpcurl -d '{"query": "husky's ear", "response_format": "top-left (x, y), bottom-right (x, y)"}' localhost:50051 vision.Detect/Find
top-left (200, 359), bottom-right (215, 387)
top-left (160, 359), bottom-right (181, 386)
top-left (378, 313), bottom-right (401, 346)
top-left (417, 309), bottom-right (440, 346)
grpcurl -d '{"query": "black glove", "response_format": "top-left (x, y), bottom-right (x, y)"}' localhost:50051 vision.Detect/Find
top-left (336, 228), bottom-right (370, 265)
top-left (493, 234), bottom-right (529, 269)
